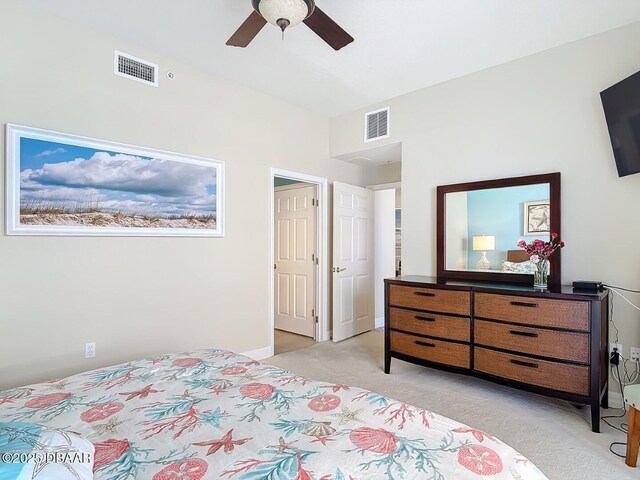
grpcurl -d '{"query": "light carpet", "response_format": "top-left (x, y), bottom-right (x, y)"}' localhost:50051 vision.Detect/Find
top-left (268, 330), bottom-right (636, 480)
top-left (274, 329), bottom-right (317, 354)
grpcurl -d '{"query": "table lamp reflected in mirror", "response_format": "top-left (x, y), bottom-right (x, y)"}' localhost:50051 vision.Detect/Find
top-left (472, 235), bottom-right (495, 270)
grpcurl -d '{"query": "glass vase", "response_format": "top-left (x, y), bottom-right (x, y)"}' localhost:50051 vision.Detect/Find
top-left (533, 259), bottom-right (549, 289)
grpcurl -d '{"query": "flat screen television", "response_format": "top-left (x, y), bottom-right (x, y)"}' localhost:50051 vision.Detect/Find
top-left (600, 70), bottom-right (640, 177)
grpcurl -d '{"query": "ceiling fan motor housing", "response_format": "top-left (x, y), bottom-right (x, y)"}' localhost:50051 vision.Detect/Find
top-left (252, 0), bottom-right (315, 29)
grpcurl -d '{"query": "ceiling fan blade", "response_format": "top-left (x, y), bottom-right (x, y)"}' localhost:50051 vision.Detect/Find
top-left (303, 6), bottom-right (354, 51)
top-left (226, 11), bottom-right (267, 47)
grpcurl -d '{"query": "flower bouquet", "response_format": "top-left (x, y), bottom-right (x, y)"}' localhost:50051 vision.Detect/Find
top-left (517, 233), bottom-right (565, 288)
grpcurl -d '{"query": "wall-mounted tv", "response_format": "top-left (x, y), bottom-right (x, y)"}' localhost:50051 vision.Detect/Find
top-left (600, 70), bottom-right (640, 178)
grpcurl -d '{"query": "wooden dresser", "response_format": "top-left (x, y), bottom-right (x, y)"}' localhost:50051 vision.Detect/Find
top-left (384, 276), bottom-right (609, 432)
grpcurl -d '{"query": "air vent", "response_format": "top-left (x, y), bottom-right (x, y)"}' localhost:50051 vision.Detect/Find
top-left (364, 107), bottom-right (390, 142)
top-left (114, 51), bottom-right (158, 87)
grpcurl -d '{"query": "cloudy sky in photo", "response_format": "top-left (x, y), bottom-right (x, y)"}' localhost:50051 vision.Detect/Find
top-left (19, 137), bottom-right (217, 218)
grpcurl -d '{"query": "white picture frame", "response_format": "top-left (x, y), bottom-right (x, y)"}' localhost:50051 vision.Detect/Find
top-left (6, 124), bottom-right (224, 237)
top-left (523, 200), bottom-right (550, 235)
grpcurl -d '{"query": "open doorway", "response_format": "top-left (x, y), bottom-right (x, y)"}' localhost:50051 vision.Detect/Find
top-left (332, 143), bottom-right (402, 334)
top-left (370, 183), bottom-right (401, 329)
top-left (270, 169), bottom-right (328, 355)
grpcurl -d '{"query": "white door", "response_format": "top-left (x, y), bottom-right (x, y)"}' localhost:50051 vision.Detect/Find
top-left (332, 182), bottom-right (374, 342)
top-left (274, 184), bottom-right (317, 338)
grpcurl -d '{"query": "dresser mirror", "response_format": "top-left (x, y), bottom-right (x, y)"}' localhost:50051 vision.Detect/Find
top-left (436, 173), bottom-right (561, 286)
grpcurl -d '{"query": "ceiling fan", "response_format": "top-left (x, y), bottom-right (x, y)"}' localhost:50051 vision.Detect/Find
top-left (226, 0), bottom-right (354, 51)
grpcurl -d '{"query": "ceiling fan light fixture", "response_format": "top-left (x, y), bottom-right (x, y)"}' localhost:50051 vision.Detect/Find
top-left (252, 0), bottom-right (314, 29)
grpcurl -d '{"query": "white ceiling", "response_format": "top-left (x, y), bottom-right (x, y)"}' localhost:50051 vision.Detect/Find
top-left (19, 0), bottom-right (640, 116)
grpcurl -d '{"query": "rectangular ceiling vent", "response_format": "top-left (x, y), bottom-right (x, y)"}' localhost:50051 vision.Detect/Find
top-left (364, 106), bottom-right (390, 142)
top-left (114, 50), bottom-right (158, 87)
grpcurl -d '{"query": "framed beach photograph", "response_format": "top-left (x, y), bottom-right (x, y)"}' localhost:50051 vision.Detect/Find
top-left (6, 124), bottom-right (224, 237)
top-left (523, 200), bottom-right (550, 235)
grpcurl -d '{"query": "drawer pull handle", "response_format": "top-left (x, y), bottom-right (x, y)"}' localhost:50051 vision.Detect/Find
top-left (415, 315), bottom-right (436, 322)
top-left (415, 340), bottom-right (436, 348)
top-left (510, 301), bottom-right (538, 308)
top-left (510, 359), bottom-right (539, 369)
top-left (509, 330), bottom-right (539, 338)
top-left (414, 291), bottom-right (436, 297)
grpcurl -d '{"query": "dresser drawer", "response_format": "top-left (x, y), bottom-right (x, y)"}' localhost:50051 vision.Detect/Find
top-left (390, 307), bottom-right (470, 342)
top-left (390, 330), bottom-right (470, 368)
top-left (474, 320), bottom-right (589, 364)
top-left (474, 347), bottom-right (589, 396)
top-left (389, 285), bottom-right (470, 316)
top-left (474, 293), bottom-right (590, 331)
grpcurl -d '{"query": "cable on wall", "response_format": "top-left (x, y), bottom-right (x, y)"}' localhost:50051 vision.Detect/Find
top-left (602, 284), bottom-right (640, 458)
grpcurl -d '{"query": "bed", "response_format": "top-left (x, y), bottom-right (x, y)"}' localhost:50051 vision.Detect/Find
top-left (0, 349), bottom-right (548, 479)
top-left (501, 250), bottom-right (538, 274)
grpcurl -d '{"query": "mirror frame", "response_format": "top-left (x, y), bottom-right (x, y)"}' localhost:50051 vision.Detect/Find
top-left (436, 172), bottom-right (561, 287)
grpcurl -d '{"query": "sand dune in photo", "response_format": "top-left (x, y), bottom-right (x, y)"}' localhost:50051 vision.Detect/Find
top-left (20, 211), bottom-right (215, 229)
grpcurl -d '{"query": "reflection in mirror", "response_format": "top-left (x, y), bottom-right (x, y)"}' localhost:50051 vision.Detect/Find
top-left (445, 184), bottom-right (550, 273)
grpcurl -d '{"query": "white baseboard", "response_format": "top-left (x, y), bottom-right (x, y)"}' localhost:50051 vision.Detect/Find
top-left (241, 345), bottom-right (273, 360)
top-left (375, 317), bottom-right (385, 329)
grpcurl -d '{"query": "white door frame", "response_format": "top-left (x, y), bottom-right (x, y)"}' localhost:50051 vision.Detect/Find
top-left (269, 169), bottom-right (329, 356)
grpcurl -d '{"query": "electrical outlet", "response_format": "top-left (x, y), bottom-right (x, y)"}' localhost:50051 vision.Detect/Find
top-left (631, 347), bottom-right (640, 362)
top-left (85, 342), bottom-right (96, 358)
top-left (610, 343), bottom-right (623, 356)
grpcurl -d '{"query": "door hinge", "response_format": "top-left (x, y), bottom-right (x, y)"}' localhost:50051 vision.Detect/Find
top-left (312, 309), bottom-right (318, 323)
top-left (312, 198), bottom-right (319, 207)
top-left (312, 254), bottom-right (319, 265)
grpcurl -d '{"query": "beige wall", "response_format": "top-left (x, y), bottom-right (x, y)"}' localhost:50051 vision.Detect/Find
top-left (331, 22), bottom-right (640, 386)
top-left (0, 2), bottom-right (365, 389)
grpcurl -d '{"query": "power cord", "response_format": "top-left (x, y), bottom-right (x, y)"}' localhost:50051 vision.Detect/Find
top-left (606, 293), bottom-right (640, 389)
top-left (601, 285), bottom-right (640, 458)
top-left (603, 284), bottom-right (640, 294)
top-left (604, 284), bottom-right (640, 311)
top-left (602, 363), bottom-right (628, 458)
top-left (608, 288), bottom-right (640, 312)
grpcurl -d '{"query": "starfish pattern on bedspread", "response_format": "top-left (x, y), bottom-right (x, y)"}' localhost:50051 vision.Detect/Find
top-left (0, 349), bottom-right (549, 479)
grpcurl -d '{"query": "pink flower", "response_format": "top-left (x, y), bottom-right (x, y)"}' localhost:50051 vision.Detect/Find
top-left (517, 235), bottom-right (565, 261)
top-left (349, 427), bottom-right (398, 454)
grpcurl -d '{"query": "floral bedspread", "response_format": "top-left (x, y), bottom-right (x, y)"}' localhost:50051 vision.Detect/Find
top-left (0, 349), bottom-right (548, 479)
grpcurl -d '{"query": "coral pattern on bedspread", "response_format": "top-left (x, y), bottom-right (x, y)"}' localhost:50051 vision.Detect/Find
top-left (0, 349), bottom-right (548, 479)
